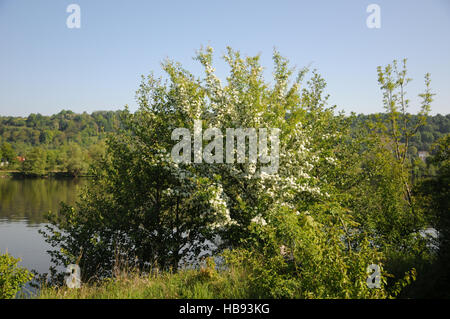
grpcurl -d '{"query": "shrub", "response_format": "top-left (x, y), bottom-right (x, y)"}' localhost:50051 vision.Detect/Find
top-left (0, 251), bottom-right (33, 299)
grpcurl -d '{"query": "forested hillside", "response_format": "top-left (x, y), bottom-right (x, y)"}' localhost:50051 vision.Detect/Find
top-left (353, 113), bottom-right (450, 152)
top-left (1, 110), bottom-right (448, 177)
top-left (0, 110), bottom-right (122, 176)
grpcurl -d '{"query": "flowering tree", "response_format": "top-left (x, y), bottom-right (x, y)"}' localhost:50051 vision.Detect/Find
top-left (42, 47), bottom-right (409, 297)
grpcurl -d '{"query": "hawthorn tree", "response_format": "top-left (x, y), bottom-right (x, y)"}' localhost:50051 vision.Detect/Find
top-left (42, 47), bottom-right (417, 297)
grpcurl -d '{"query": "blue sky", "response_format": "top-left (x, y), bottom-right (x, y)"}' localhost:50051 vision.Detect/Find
top-left (0, 0), bottom-right (449, 116)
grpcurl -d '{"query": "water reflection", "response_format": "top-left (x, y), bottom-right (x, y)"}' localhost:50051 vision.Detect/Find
top-left (0, 178), bottom-right (86, 276)
top-left (0, 178), bottom-right (86, 224)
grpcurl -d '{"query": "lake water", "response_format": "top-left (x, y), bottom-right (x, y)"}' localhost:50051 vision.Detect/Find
top-left (0, 178), bottom-right (87, 278)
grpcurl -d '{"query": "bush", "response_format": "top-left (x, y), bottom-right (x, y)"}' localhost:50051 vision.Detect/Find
top-left (0, 251), bottom-right (33, 299)
top-left (223, 204), bottom-right (390, 299)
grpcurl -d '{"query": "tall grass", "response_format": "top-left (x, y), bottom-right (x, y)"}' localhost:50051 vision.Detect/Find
top-left (39, 259), bottom-right (251, 299)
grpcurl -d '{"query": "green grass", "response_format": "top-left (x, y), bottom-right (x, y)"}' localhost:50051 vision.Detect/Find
top-left (38, 265), bottom-right (252, 299)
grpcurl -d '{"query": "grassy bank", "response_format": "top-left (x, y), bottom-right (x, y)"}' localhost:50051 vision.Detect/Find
top-left (38, 265), bottom-right (251, 299)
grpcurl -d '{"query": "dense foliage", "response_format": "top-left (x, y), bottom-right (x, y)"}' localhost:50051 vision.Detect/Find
top-left (413, 135), bottom-right (450, 297)
top-left (0, 251), bottom-right (33, 299)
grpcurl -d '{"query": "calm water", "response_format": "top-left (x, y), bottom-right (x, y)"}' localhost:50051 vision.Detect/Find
top-left (0, 178), bottom-right (87, 276)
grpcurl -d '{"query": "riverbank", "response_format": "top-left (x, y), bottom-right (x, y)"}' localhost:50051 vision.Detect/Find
top-left (0, 170), bottom-right (14, 178)
top-left (0, 170), bottom-right (92, 179)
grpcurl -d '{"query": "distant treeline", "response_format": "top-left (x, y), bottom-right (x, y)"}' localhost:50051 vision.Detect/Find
top-left (0, 110), bottom-right (123, 176)
top-left (0, 110), bottom-right (448, 177)
top-left (0, 110), bottom-right (122, 150)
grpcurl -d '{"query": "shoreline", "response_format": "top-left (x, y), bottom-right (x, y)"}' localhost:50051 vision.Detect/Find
top-left (0, 170), bottom-right (92, 179)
